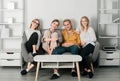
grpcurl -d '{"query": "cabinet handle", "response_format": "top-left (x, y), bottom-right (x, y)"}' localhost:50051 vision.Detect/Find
top-left (7, 52), bottom-right (14, 54)
top-left (106, 58), bottom-right (113, 60)
top-left (6, 59), bottom-right (14, 61)
top-left (106, 52), bottom-right (113, 54)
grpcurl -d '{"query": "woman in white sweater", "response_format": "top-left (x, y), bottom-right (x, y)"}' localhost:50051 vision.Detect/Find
top-left (24, 19), bottom-right (41, 56)
top-left (21, 19), bottom-right (41, 75)
top-left (77, 16), bottom-right (96, 78)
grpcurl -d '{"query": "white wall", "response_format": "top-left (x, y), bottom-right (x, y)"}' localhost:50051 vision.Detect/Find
top-left (25, 0), bottom-right (97, 30)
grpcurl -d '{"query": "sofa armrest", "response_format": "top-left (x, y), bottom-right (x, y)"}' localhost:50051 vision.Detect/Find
top-left (92, 41), bottom-right (100, 62)
top-left (21, 32), bottom-right (33, 62)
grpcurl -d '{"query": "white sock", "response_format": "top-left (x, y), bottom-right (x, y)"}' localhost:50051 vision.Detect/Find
top-left (71, 69), bottom-right (75, 72)
top-left (26, 69), bottom-right (29, 72)
top-left (33, 52), bottom-right (36, 54)
top-left (54, 73), bottom-right (60, 76)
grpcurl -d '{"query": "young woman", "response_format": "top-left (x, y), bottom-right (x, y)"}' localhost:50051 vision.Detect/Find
top-left (50, 19), bottom-right (81, 80)
top-left (42, 19), bottom-right (61, 54)
top-left (21, 19), bottom-right (41, 75)
top-left (78, 16), bottom-right (96, 78)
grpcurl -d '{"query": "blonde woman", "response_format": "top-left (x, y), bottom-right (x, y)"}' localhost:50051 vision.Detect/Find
top-left (21, 19), bottom-right (41, 75)
top-left (78, 16), bottom-right (96, 78)
top-left (42, 19), bottom-right (61, 54)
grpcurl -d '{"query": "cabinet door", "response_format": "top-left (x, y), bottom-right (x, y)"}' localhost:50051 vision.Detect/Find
top-left (99, 58), bottom-right (120, 66)
top-left (100, 51), bottom-right (120, 59)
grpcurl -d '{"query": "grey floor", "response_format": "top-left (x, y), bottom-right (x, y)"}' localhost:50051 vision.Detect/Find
top-left (0, 66), bottom-right (120, 81)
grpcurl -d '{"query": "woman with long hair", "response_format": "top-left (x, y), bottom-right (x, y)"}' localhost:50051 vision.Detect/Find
top-left (78, 16), bottom-right (96, 78)
top-left (21, 19), bottom-right (41, 75)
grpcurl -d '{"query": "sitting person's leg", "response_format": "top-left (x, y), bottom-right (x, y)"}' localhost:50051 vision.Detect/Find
top-left (50, 32), bottom-right (58, 54)
top-left (69, 45), bottom-right (80, 77)
top-left (21, 33), bottom-right (39, 75)
top-left (80, 44), bottom-right (95, 78)
top-left (42, 30), bottom-right (51, 54)
top-left (50, 68), bottom-right (60, 80)
top-left (25, 32), bottom-right (39, 56)
top-left (42, 42), bottom-right (51, 54)
top-left (50, 46), bottom-right (67, 79)
top-left (52, 46), bottom-right (66, 55)
top-left (69, 45), bottom-right (79, 54)
top-left (21, 48), bottom-right (45, 75)
top-left (21, 62), bottom-right (35, 75)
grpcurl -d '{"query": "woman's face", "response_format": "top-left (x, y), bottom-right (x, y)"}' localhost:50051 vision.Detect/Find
top-left (81, 18), bottom-right (88, 27)
top-left (31, 20), bottom-right (39, 29)
top-left (51, 21), bottom-right (59, 29)
top-left (63, 21), bottom-right (72, 31)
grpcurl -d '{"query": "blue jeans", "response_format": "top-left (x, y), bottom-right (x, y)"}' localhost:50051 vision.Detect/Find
top-left (52, 45), bottom-right (79, 55)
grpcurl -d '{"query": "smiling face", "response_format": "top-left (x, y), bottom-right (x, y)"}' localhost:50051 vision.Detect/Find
top-left (63, 20), bottom-right (72, 31)
top-left (51, 21), bottom-right (59, 30)
top-left (80, 16), bottom-right (89, 29)
top-left (81, 18), bottom-right (88, 27)
top-left (30, 19), bottom-right (40, 30)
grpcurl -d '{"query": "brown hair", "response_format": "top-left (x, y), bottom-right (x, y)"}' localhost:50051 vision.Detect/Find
top-left (80, 16), bottom-right (89, 31)
top-left (51, 19), bottom-right (60, 26)
top-left (30, 19), bottom-right (40, 30)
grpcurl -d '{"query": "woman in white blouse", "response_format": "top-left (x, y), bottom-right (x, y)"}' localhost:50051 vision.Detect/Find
top-left (78, 16), bottom-right (96, 78)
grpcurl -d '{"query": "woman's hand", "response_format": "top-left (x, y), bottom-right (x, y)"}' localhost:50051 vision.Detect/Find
top-left (44, 38), bottom-right (51, 42)
top-left (51, 38), bottom-right (58, 42)
top-left (76, 31), bottom-right (80, 35)
top-left (62, 43), bottom-right (74, 47)
top-left (81, 40), bottom-right (86, 46)
top-left (47, 47), bottom-right (52, 55)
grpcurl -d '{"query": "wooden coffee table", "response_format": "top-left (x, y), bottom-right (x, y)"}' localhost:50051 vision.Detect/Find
top-left (34, 55), bottom-right (82, 81)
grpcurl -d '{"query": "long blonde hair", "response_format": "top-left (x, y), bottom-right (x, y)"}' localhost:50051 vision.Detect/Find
top-left (80, 16), bottom-right (89, 31)
top-left (30, 19), bottom-right (40, 30)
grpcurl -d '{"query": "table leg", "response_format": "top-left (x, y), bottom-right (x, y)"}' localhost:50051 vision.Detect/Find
top-left (35, 62), bottom-right (40, 81)
top-left (76, 62), bottom-right (81, 81)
